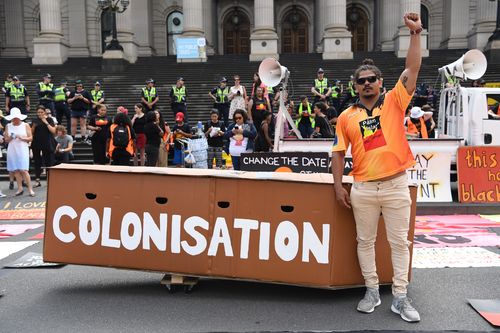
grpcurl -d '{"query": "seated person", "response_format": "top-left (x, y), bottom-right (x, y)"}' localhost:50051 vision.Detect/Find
top-left (54, 125), bottom-right (74, 163)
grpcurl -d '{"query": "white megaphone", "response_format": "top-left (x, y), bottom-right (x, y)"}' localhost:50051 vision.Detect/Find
top-left (258, 58), bottom-right (288, 87)
top-left (439, 49), bottom-right (487, 81)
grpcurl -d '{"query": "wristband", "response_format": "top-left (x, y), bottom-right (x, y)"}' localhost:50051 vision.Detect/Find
top-left (410, 27), bottom-right (423, 35)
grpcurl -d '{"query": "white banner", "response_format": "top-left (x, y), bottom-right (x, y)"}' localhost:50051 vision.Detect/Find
top-left (407, 152), bottom-right (452, 202)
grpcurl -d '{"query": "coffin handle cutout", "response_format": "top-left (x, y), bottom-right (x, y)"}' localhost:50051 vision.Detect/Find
top-left (156, 197), bottom-right (168, 205)
top-left (85, 193), bottom-right (97, 200)
top-left (281, 205), bottom-right (294, 213)
top-left (218, 201), bottom-right (230, 209)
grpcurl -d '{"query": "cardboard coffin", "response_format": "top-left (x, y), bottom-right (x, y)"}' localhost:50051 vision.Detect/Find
top-left (44, 165), bottom-right (417, 289)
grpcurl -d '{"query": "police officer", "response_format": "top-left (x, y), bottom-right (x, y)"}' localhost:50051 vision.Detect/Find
top-left (339, 75), bottom-right (358, 112)
top-left (36, 73), bottom-right (55, 112)
top-left (311, 68), bottom-right (332, 105)
top-left (54, 79), bottom-right (71, 131)
top-left (141, 78), bottom-right (159, 112)
top-left (5, 76), bottom-right (30, 115)
top-left (209, 77), bottom-right (230, 126)
top-left (330, 79), bottom-right (343, 112)
top-left (295, 95), bottom-right (314, 138)
top-left (170, 77), bottom-right (187, 118)
top-left (90, 81), bottom-right (105, 116)
top-left (2, 74), bottom-right (13, 95)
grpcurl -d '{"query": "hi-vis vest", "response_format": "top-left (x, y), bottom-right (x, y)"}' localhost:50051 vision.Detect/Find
top-left (54, 87), bottom-right (67, 102)
top-left (331, 84), bottom-right (340, 98)
top-left (108, 124), bottom-right (134, 156)
top-left (406, 117), bottom-right (428, 139)
top-left (314, 78), bottom-right (329, 95)
top-left (4, 80), bottom-right (13, 92)
top-left (38, 82), bottom-right (54, 99)
top-left (142, 87), bottom-right (157, 103)
top-left (215, 87), bottom-right (229, 103)
top-left (348, 81), bottom-right (357, 97)
top-left (9, 85), bottom-right (26, 102)
top-left (91, 89), bottom-right (104, 102)
top-left (172, 86), bottom-right (186, 103)
top-left (295, 103), bottom-right (315, 128)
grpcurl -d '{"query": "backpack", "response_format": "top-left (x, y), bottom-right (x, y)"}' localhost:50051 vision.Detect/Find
top-left (113, 125), bottom-right (130, 148)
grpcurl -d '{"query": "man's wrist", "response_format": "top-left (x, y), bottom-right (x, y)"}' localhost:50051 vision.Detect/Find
top-left (410, 27), bottom-right (423, 35)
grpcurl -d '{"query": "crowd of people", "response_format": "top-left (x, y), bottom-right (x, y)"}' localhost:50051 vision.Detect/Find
top-left (0, 48), bottom-right (490, 193)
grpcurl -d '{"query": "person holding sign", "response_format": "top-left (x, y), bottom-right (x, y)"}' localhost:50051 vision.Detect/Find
top-left (331, 13), bottom-right (423, 323)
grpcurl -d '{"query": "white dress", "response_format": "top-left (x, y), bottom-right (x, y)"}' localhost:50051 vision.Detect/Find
top-left (229, 85), bottom-right (246, 120)
top-left (7, 122), bottom-right (30, 171)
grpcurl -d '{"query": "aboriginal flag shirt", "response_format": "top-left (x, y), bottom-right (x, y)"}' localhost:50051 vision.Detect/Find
top-left (332, 80), bottom-right (415, 181)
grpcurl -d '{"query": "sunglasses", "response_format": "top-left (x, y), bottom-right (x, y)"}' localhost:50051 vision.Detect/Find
top-left (356, 76), bottom-right (378, 85)
top-left (234, 117), bottom-right (243, 120)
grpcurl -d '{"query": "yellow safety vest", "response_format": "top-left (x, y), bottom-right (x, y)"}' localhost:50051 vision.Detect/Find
top-left (54, 87), bottom-right (67, 102)
top-left (295, 103), bottom-right (315, 128)
top-left (215, 87), bottom-right (229, 103)
top-left (348, 81), bottom-right (356, 97)
top-left (315, 79), bottom-right (329, 95)
top-left (172, 86), bottom-right (186, 103)
top-left (142, 87), bottom-right (157, 103)
top-left (9, 85), bottom-right (26, 102)
top-left (4, 81), bottom-right (13, 91)
top-left (91, 89), bottom-right (104, 102)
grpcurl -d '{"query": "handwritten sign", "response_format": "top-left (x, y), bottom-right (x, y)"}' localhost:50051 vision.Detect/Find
top-left (457, 146), bottom-right (500, 203)
top-left (406, 152), bottom-right (452, 202)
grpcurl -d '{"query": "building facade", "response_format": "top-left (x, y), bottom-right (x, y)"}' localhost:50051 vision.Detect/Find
top-left (0, 0), bottom-right (497, 63)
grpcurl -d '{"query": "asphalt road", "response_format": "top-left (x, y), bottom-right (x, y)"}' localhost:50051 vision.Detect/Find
top-left (0, 183), bottom-right (498, 332)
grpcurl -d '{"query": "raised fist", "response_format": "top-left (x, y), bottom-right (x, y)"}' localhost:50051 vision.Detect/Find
top-left (404, 13), bottom-right (421, 31)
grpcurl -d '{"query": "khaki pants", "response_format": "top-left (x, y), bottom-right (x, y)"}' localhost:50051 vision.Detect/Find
top-left (350, 173), bottom-right (412, 295)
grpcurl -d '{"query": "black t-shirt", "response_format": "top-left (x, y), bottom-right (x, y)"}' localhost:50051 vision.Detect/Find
top-left (144, 122), bottom-right (162, 146)
top-left (132, 114), bottom-right (146, 134)
top-left (315, 115), bottom-right (333, 138)
top-left (204, 120), bottom-right (226, 147)
top-left (172, 123), bottom-right (191, 150)
top-left (89, 115), bottom-right (111, 142)
top-left (31, 117), bottom-right (55, 150)
top-left (326, 106), bottom-right (338, 120)
top-left (69, 89), bottom-right (92, 111)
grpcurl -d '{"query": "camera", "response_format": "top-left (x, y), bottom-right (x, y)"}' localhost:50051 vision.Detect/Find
top-left (237, 90), bottom-right (241, 96)
top-left (234, 125), bottom-right (240, 130)
top-left (10, 133), bottom-right (16, 139)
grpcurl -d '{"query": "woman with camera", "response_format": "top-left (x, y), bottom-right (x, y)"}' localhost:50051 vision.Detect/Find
top-left (228, 75), bottom-right (247, 121)
top-left (4, 107), bottom-right (35, 196)
top-left (224, 109), bottom-right (256, 170)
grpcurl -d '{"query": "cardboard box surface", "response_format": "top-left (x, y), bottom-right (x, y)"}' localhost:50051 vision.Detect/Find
top-left (44, 165), bottom-right (416, 289)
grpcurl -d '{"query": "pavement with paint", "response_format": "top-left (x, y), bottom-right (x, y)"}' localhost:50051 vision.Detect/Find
top-left (1, 181), bottom-right (499, 331)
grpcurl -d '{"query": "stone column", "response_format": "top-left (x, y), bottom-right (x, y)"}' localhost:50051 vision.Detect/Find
top-left (68, 0), bottom-right (90, 57)
top-left (440, 0), bottom-right (470, 49)
top-left (315, 0), bottom-right (326, 52)
top-left (180, 0), bottom-right (207, 62)
top-left (322, 0), bottom-right (353, 59)
top-left (202, 0), bottom-right (216, 55)
top-left (393, 0), bottom-right (429, 58)
top-left (132, 0), bottom-right (154, 56)
top-left (115, 5), bottom-right (138, 63)
top-left (3, 0), bottom-right (28, 57)
top-left (379, 0), bottom-right (399, 51)
top-left (467, 0), bottom-right (497, 49)
top-left (249, 0), bottom-right (279, 62)
top-left (32, 0), bottom-right (69, 64)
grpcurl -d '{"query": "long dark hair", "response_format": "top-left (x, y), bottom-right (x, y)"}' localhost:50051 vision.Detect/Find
top-left (145, 111), bottom-right (156, 123)
top-left (114, 112), bottom-right (132, 127)
top-left (232, 109), bottom-right (248, 123)
top-left (253, 72), bottom-right (262, 87)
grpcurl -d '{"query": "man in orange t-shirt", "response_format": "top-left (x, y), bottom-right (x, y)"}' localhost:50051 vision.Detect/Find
top-left (331, 13), bottom-right (423, 323)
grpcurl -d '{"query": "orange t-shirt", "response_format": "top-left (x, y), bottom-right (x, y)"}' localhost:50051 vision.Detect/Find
top-left (332, 80), bottom-right (415, 181)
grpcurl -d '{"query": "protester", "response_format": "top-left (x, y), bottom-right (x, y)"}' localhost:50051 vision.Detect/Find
top-left (108, 112), bottom-right (135, 166)
top-left (172, 112), bottom-right (192, 167)
top-left (312, 102), bottom-right (334, 138)
top-left (224, 109), bottom-right (256, 170)
top-left (155, 110), bottom-right (171, 167)
top-left (170, 77), bottom-right (187, 118)
top-left (247, 86), bottom-right (271, 132)
top-left (250, 72), bottom-right (267, 100)
top-left (5, 76), bottom-right (30, 115)
top-left (311, 68), bottom-right (332, 105)
top-left (131, 104), bottom-right (147, 166)
top-left (54, 80), bottom-right (71, 131)
top-left (228, 75), bottom-right (247, 121)
top-left (254, 111), bottom-right (274, 152)
top-left (90, 81), bottom-right (105, 117)
top-left (405, 106), bottom-right (435, 139)
top-left (141, 78), bottom-right (159, 112)
top-left (209, 77), bottom-right (230, 126)
top-left (68, 80), bottom-right (91, 141)
top-left (54, 125), bottom-right (73, 164)
top-left (36, 73), bottom-right (54, 112)
top-left (331, 12), bottom-right (423, 323)
top-left (144, 111), bottom-right (165, 167)
top-left (117, 106), bottom-right (128, 115)
top-left (31, 105), bottom-right (56, 187)
top-left (204, 109), bottom-right (225, 169)
top-left (295, 95), bottom-right (314, 138)
top-left (4, 107), bottom-right (35, 196)
top-left (87, 104), bottom-right (111, 165)
top-left (324, 100), bottom-right (338, 135)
